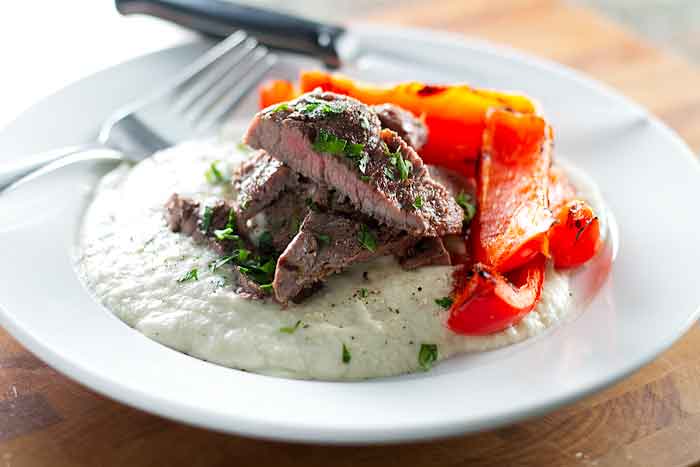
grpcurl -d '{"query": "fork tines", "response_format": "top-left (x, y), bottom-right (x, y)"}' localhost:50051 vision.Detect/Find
top-left (172, 31), bottom-right (277, 131)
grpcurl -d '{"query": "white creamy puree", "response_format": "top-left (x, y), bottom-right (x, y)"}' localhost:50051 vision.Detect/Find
top-left (78, 140), bottom-right (579, 380)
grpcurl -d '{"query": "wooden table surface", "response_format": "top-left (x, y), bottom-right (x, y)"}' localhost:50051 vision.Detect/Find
top-left (3, 1), bottom-right (700, 465)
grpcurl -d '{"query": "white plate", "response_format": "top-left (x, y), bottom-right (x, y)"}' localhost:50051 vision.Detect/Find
top-left (1, 25), bottom-right (699, 444)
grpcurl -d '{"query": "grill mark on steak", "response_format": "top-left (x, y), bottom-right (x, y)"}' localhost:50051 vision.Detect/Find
top-left (164, 194), bottom-right (265, 298)
top-left (244, 91), bottom-right (462, 236)
top-left (372, 104), bottom-right (428, 150)
top-left (273, 211), bottom-right (417, 303)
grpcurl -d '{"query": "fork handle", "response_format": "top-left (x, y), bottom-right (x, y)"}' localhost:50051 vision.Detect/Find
top-left (0, 144), bottom-right (105, 191)
top-left (115, 0), bottom-right (345, 68)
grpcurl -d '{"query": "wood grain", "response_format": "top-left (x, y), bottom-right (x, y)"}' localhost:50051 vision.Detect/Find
top-left (3, 1), bottom-right (700, 466)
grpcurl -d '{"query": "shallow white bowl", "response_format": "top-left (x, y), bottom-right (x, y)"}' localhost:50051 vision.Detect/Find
top-left (1, 25), bottom-right (699, 444)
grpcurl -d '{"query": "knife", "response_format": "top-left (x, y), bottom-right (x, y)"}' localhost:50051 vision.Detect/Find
top-left (115, 0), bottom-right (347, 68)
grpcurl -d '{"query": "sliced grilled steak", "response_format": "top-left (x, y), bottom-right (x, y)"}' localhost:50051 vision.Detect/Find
top-left (372, 103), bottom-right (428, 150)
top-left (165, 194), bottom-right (266, 298)
top-left (244, 91), bottom-right (462, 236)
top-left (399, 237), bottom-right (451, 270)
top-left (232, 149), bottom-right (298, 220)
top-left (165, 194), bottom-right (239, 256)
top-left (273, 211), bottom-right (416, 303)
top-left (249, 189), bottom-right (308, 253)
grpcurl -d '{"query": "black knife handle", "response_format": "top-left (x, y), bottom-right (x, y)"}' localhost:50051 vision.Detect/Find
top-left (115, 0), bottom-right (344, 67)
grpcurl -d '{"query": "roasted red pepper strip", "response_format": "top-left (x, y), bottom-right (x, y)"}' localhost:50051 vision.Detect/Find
top-left (259, 79), bottom-right (299, 109)
top-left (298, 70), bottom-right (537, 173)
top-left (549, 199), bottom-right (601, 269)
top-left (473, 108), bottom-right (554, 272)
top-left (447, 255), bottom-right (546, 335)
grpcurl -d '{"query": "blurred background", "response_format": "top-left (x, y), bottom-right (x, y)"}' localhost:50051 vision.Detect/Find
top-left (0, 0), bottom-right (698, 128)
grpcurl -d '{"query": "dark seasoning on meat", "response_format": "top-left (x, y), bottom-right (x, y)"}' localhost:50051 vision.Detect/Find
top-left (165, 90), bottom-right (473, 305)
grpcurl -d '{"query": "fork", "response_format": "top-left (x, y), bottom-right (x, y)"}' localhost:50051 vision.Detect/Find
top-left (0, 31), bottom-right (276, 192)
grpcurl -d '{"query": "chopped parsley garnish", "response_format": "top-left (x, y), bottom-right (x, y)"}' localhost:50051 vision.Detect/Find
top-left (199, 206), bottom-right (213, 233)
top-left (298, 98), bottom-right (346, 118)
top-left (213, 228), bottom-right (236, 241)
top-left (280, 320), bottom-right (302, 334)
top-left (358, 224), bottom-right (377, 252)
top-left (177, 268), bottom-right (198, 283)
top-left (210, 248), bottom-right (252, 272)
top-left (238, 256), bottom-right (276, 285)
top-left (301, 102), bottom-right (321, 113)
top-left (456, 192), bottom-right (476, 223)
top-left (210, 249), bottom-right (277, 286)
top-left (342, 343), bottom-right (352, 364)
top-left (209, 255), bottom-right (234, 272)
top-left (435, 297), bottom-right (453, 309)
top-left (207, 213), bottom-right (277, 285)
top-left (396, 156), bottom-right (412, 180)
top-left (237, 248), bottom-right (250, 262)
top-left (313, 129), bottom-right (348, 155)
top-left (360, 175), bottom-right (371, 183)
top-left (272, 102), bottom-right (290, 112)
top-left (204, 160), bottom-right (228, 184)
top-left (346, 142), bottom-right (365, 158)
top-left (312, 129), bottom-right (367, 172)
top-left (418, 344), bottom-right (438, 371)
top-left (211, 208), bottom-right (239, 241)
top-left (413, 196), bottom-right (423, 209)
top-left (383, 143), bottom-right (412, 181)
top-left (359, 288), bottom-right (369, 298)
top-left (316, 233), bottom-right (331, 246)
top-left (226, 208), bottom-right (237, 230)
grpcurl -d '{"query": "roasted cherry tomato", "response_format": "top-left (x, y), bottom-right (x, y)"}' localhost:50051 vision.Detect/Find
top-left (549, 199), bottom-right (601, 269)
top-left (447, 255), bottom-right (545, 335)
top-left (472, 109), bottom-right (553, 272)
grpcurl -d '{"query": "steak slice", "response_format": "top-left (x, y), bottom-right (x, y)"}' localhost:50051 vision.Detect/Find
top-left (232, 149), bottom-right (298, 220)
top-left (248, 189), bottom-right (309, 253)
top-left (165, 194), bottom-right (266, 298)
top-left (399, 237), bottom-right (451, 270)
top-left (372, 103), bottom-right (428, 150)
top-left (165, 194), bottom-right (240, 256)
top-left (273, 211), bottom-right (416, 303)
top-left (244, 91), bottom-right (462, 236)
top-left (427, 165), bottom-right (476, 201)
